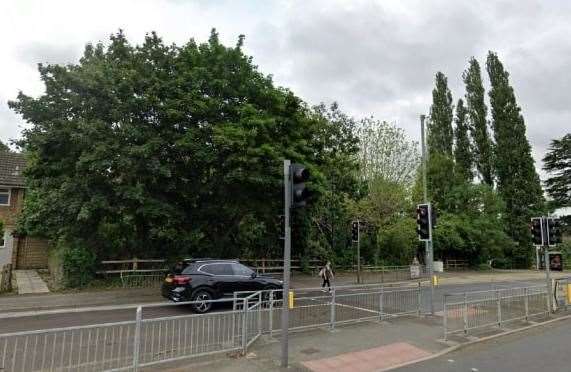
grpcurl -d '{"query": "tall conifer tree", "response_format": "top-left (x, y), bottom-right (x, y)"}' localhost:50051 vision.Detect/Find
top-left (428, 72), bottom-right (454, 157)
top-left (486, 51), bottom-right (544, 266)
top-left (454, 99), bottom-right (472, 182)
top-left (463, 58), bottom-right (494, 185)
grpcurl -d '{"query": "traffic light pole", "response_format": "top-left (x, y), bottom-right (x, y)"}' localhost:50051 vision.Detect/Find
top-left (420, 115), bottom-right (434, 315)
top-left (281, 160), bottom-right (291, 368)
top-left (543, 217), bottom-right (552, 313)
top-left (357, 220), bottom-right (361, 284)
top-left (544, 244), bottom-right (552, 313)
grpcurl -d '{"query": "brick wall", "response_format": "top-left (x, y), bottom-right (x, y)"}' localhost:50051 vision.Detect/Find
top-left (0, 188), bottom-right (24, 228)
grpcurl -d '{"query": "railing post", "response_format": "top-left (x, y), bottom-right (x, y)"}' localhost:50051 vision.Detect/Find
top-left (417, 282), bottom-right (422, 316)
top-left (133, 306), bottom-right (142, 371)
top-left (330, 288), bottom-right (336, 330)
top-left (524, 287), bottom-right (529, 322)
top-left (496, 289), bottom-right (502, 328)
top-left (463, 293), bottom-right (468, 335)
top-left (269, 291), bottom-right (274, 337)
top-left (258, 292), bottom-right (263, 334)
top-left (443, 295), bottom-right (448, 341)
top-left (379, 286), bottom-right (384, 321)
top-left (242, 298), bottom-right (248, 354)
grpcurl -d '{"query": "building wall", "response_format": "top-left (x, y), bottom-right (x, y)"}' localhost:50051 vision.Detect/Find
top-left (0, 187), bottom-right (49, 269)
top-left (0, 188), bottom-right (24, 227)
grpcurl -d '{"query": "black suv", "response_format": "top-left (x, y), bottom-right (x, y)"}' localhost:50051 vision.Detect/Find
top-left (161, 259), bottom-right (283, 313)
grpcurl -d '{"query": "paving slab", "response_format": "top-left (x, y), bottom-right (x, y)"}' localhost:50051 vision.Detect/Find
top-left (13, 270), bottom-right (50, 294)
top-left (302, 342), bottom-right (432, 372)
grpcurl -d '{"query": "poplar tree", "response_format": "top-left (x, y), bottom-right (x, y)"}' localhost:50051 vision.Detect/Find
top-left (454, 99), bottom-right (472, 182)
top-left (463, 58), bottom-right (494, 185)
top-left (428, 72), bottom-right (454, 157)
top-left (486, 51), bottom-right (544, 266)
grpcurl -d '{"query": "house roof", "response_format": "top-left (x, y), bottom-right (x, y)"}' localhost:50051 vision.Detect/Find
top-left (0, 152), bottom-right (27, 187)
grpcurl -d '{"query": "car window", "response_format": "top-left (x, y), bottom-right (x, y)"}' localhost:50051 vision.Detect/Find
top-left (232, 263), bottom-right (254, 277)
top-left (200, 263), bottom-right (233, 275)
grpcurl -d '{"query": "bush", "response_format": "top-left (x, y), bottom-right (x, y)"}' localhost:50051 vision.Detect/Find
top-left (61, 240), bottom-right (97, 287)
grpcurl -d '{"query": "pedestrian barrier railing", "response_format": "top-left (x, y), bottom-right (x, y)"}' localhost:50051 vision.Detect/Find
top-left (233, 282), bottom-right (424, 334)
top-left (443, 285), bottom-right (549, 340)
top-left (357, 265), bottom-right (428, 284)
top-left (119, 270), bottom-right (167, 288)
top-left (0, 283), bottom-right (423, 371)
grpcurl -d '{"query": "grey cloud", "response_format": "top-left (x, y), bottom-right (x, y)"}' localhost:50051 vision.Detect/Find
top-left (246, 0), bottom-right (569, 171)
top-left (16, 42), bottom-right (80, 67)
top-left (0, 100), bottom-right (25, 147)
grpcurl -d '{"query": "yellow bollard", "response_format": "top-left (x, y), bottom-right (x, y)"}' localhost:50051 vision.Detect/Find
top-left (566, 284), bottom-right (571, 305)
top-left (288, 290), bottom-right (294, 309)
top-left (432, 275), bottom-right (439, 286)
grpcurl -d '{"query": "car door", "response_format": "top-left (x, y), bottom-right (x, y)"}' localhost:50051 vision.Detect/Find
top-left (232, 263), bottom-right (263, 292)
top-left (199, 263), bottom-right (236, 296)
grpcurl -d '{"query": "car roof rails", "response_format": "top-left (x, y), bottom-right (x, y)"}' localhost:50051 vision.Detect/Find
top-left (183, 258), bottom-right (238, 263)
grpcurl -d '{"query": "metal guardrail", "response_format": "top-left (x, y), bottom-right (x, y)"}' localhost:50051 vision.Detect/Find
top-left (0, 283), bottom-right (423, 371)
top-left (0, 297), bottom-right (252, 372)
top-left (119, 270), bottom-right (167, 288)
top-left (443, 285), bottom-right (550, 340)
top-left (233, 283), bottom-right (424, 334)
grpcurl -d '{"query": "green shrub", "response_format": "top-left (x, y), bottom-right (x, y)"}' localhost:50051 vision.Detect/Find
top-left (61, 241), bottom-right (97, 287)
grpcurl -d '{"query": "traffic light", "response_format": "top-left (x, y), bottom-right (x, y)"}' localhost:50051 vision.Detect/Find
top-left (291, 163), bottom-right (310, 208)
top-left (417, 204), bottom-right (430, 241)
top-left (547, 218), bottom-right (562, 245)
top-left (351, 221), bottom-right (359, 242)
top-left (530, 217), bottom-right (543, 245)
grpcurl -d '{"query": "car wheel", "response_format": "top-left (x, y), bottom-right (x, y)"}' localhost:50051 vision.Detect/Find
top-left (191, 289), bottom-right (213, 313)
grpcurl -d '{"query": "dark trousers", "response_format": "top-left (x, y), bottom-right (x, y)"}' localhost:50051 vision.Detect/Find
top-left (321, 278), bottom-right (331, 289)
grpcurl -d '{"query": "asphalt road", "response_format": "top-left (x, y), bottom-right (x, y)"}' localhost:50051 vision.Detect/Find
top-left (0, 279), bottom-right (545, 334)
top-left (395, 317), bottom-right (571, 372)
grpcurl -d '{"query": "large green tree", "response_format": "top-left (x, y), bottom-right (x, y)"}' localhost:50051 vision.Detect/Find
top-left (428, 72), bottom-right (454, 157)
top-left (10, 30), bottom-right (356, 261)
top-left (454, 98), bottom-right (473, 182)
top-left (463, 58), bottom-right (493, 185)
top-left (486, 51), bottom-right (544, 266)
top-left (357, 118), bottom-right (419, 186)
top-left (543, 134), bottom-right (571, 207)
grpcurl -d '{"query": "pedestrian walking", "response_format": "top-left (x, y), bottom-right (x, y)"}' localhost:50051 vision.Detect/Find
top-left (319, 261), bottom-right (334, 292)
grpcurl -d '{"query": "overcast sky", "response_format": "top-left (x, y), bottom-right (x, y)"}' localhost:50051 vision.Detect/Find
top-left (0, 0), bottom-right (569, 179)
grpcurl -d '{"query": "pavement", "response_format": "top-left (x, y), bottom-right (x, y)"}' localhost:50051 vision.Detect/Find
top-left (394, 316), bottom-right (571, 372)
top-left (13, 270), bottom-right (50, 294)
top-left (158, 315), bottom-right (448, 372)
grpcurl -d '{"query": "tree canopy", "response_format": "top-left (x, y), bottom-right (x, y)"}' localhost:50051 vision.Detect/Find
top-left (487, 51), bottom-right (544, 266)
top-left (10, 30), bottom-right (358, 260)
top-left (543, 134), bottom-right (571, 207)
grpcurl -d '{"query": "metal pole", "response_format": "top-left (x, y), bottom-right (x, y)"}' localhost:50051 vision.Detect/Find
top-left (281, 160), bottom-right (292, 368)
top-left (357, 220), bottom-right (361, 284)
top-left (421, 115), bottom-right (434, 315)
top-left (330, 288), bottom-right (336, 330)
top-left (543, 216), bottom-right (552, 314)
top-left (133, 306), bottom-right (142, 371)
